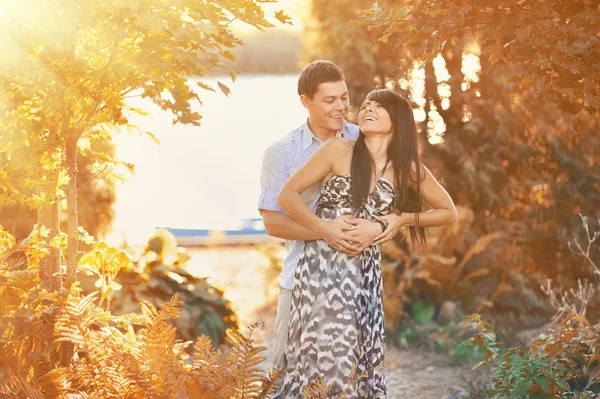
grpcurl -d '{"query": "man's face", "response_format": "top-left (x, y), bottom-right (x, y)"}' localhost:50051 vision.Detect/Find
top-left (301, 81), bottom-right (349, 134)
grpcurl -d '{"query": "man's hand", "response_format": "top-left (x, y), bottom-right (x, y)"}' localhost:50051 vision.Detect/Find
top-left (373, 213), bottom-right (405, 245)
top-left (344, 217), bottom-right (384, 257)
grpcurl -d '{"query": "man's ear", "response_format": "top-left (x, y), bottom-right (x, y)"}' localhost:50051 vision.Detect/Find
top-left (300, 94), bottom-right (311, 109)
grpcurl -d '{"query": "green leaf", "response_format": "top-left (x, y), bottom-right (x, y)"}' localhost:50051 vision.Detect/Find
top-left (554, 378), bottom-right (570, 390)
top-left (411, 300), bottom-right (434, 325)
top-left (535, 375), bottom-right (551, 393)
top-left (514, 379), bottom-right (530, 395)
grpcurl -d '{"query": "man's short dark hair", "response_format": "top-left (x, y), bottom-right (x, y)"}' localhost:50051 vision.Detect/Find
top-left (297, 61), bottom-right (345, 99)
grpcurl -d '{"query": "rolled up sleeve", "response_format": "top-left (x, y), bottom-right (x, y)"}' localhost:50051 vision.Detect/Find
top-left (258, 142), bottom-right (287, 214)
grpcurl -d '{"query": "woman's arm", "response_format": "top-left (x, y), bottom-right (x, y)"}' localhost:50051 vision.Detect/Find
top-left (373, 164), bottom-right (457, 244)
top-left (398, 164), bottom-right (457, 227)
top-left (277, 138), bottom-right (358, 252)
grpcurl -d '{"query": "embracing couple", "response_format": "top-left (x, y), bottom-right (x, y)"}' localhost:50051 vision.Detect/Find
top-left (258, 61), bottom-right (457, 398)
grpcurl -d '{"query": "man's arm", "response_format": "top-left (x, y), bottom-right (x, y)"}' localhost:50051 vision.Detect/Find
top-left (262, 210), bottom-right (322, 240)
top-left (259, 140), bottom-right (356, 246)
top-left (258, 141), bottom-right (323, 241)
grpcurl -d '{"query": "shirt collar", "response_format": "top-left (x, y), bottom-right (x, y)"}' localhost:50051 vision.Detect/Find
top-left (301, 120), bottom-right (347, 151)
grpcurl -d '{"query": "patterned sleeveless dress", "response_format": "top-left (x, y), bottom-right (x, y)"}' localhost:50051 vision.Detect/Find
top-left (279, 161), bottom-right (396, 399)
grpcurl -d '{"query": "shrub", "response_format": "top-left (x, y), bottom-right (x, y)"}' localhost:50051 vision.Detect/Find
top-left (0, 225), bottom-right (281, 398)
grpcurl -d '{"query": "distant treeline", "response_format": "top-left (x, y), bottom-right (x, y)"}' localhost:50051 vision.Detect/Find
top-left (232, 29), bottom-right (301, 74)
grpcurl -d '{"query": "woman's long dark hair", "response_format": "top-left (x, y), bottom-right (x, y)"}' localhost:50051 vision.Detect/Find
top-left (350, 89), bottom-right (426, 245)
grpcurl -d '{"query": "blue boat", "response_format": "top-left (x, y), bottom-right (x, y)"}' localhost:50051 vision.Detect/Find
top-left (161, 218), bottom-right (280, 246)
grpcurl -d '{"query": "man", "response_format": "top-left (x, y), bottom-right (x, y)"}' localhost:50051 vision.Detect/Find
top-left (258, 60), bottom-right (385, 371)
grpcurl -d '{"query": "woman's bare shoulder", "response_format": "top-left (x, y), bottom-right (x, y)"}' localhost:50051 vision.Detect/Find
top-left (323, 136), bottom-right (354, 153)
top-left (319, 137), bottom-right (353, 178)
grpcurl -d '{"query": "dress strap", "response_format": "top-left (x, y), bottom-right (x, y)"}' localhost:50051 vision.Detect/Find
top-left (379, 159), bottom-right (390, 178)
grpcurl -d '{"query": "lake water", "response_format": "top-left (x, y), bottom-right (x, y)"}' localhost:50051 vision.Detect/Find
top-left (111, 74), bottom-right (305, 245)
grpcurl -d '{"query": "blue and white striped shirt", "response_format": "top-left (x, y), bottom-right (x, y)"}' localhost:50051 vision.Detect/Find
top-left (258, 120), bottom-right (360, 290)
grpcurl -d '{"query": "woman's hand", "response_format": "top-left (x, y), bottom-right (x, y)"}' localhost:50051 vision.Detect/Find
top-left (372, 213), bottom-right (405, 245)
top-left (318, 217), bottom-right (359, 253)
top-left (344, 217), bottom-right (384, 257)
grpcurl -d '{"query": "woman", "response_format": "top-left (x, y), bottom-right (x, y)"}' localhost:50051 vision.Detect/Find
top-left (276, 89), bottom-right (457, 398)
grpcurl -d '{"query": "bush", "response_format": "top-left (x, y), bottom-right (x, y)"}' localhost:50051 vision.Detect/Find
top-left (461, 313), bottom-right (600, 398)
top-left (0, 225), bottom-right (281, 398)
top-left (382, 205), bottom-right (508, 335)
top-left (78, 229), bottom-right (238, 348)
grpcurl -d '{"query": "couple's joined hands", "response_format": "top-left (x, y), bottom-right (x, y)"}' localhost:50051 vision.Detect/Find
top-left (319, 213), bottom-right (405, 257)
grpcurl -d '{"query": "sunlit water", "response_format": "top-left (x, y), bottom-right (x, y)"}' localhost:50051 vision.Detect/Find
top-left (112, 74), bottom-right (305, 245)
top-left (185, 246), bottom-right (279, 339)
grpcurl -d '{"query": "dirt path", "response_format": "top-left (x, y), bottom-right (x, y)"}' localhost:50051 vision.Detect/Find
top-left (186, 247), bottom-right (481, 399)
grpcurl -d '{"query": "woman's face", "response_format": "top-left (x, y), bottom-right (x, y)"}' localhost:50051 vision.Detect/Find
top-left (358, 99), bottom-right (392, 135)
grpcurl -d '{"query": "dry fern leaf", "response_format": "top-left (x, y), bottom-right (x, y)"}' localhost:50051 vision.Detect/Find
top-left (9, 375), bottom-right (44, 399)
top-left (258, 369), bottom-right (283, 398)
top-left (456, 232), bottom-right (500, 270)
top-left (220, 329), bottom-right (270, 398)
top-left (140, 293), bottom-right (183, 327)
top-left (192, 335), bottom-right (218, 368)
top-left (450, 232), bottom-right (500, 290)
top-left (35, 367), bottom-right (71, 397)
top-left (55, 292), bottom-right (100, 345)
top-left (461, 268), bottom-right (491, 282)
top-left (139, 300), bottom-right (160, 326)
top-left (302, 376), bottom-right (347, 399)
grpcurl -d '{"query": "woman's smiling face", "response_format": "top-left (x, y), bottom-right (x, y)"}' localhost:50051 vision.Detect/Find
top-left (358, 99), bottom-right (392, 135)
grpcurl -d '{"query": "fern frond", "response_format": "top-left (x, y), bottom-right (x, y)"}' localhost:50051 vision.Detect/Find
top-left (139, 300), bottom-right (160, 326)
top-left (8, 375), bottom-right (44, 399)
top-left (34, 367), bottom-right (70, 398)
top-left (192, 335), bottom-right (218, 368)
top-left (258, 369), bottom-right (283, 398)
top-left (220, 329), bottom-right (271, 398)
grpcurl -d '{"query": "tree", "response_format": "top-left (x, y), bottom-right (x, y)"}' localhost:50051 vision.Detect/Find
top-left (0, 0), bottom-right (290, 290)
top-left (358, 0), bottom-right (600, 282)
top-left (365, 0), bottom-right (600, 115)
top-left (0, 139), bottom-right (116, 241)
top-left (304, 0), bottom-right (600, 329)
top-left (303, 0), bottom-right (412, 108)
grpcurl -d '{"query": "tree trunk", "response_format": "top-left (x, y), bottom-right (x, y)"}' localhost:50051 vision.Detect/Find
top-left (65, 136), bottom-right (79, 287)
top-left (38, 202), bottom-right (61, 291)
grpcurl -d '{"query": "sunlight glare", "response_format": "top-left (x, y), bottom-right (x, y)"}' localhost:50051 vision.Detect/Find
top-left (462, 104), bottom-right (473, 123)
top-left (410, 64), bottom-right (426, 108)
top-left (434, 54), bottom-right (451, 113)
top-left (407, 61), bottom-right (447, 144)
top-left (413, 108), bottom-right (426, 123)
top-left (427, 102), bottom-right (446, 145)
top-left (399, 78), bottom-right (410, 91)
top-left (433, 54), bottom-right (450, 82)
top-left (461, 53), bottom-right (482, 90)
top-left (441, 98), bottom-right (450, 110)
